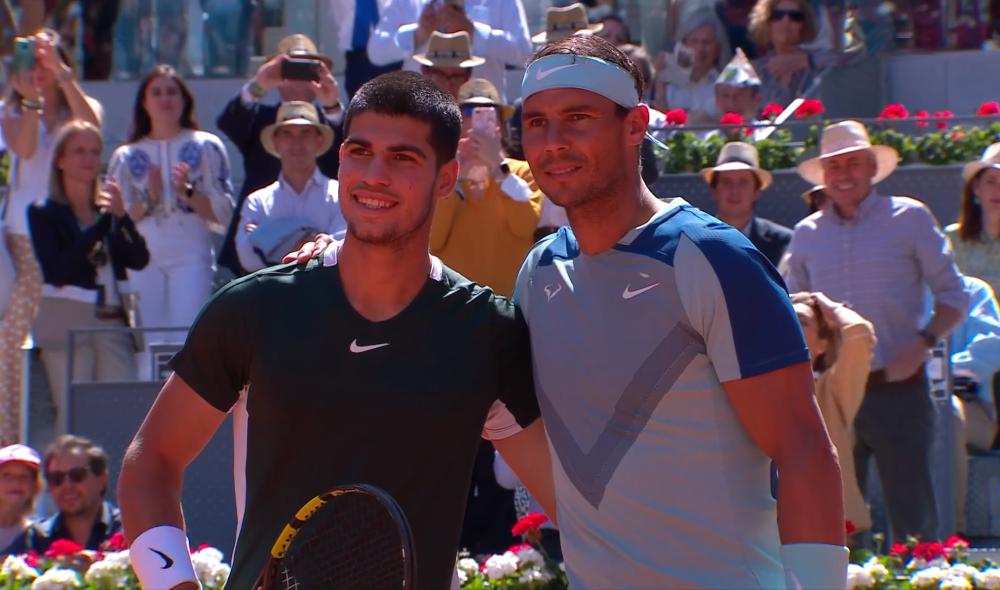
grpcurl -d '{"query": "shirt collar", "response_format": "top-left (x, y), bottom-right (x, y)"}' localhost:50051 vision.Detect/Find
top-left (278, 169), bottom-right (326, 194)
top-left (824, 188), bottom-right (881, 224)
top-left (46, 500), bottom-right (116, 546)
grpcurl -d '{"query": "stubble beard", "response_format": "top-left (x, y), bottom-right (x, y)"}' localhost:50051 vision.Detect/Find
top-left (347, 188), bottom-right (436, 250)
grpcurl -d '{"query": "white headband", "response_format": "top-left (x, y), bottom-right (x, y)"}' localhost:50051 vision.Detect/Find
top-left (522, 54), bottom-right (640, 108)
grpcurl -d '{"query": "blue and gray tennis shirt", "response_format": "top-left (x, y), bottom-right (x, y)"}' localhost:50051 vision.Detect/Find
top-left (514, 198), bottom-right (811, 589)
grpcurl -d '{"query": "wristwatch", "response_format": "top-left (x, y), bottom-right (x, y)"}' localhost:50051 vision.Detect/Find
top-left (918, 329), bottom-right (937, 348)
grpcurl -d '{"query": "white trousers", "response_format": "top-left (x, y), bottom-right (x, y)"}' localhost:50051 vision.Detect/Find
top-left (128, 256), bottom-right (214, 345)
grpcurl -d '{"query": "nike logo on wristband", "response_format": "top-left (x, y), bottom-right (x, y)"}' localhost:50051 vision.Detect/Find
top-left (150, 548), bottom-right (174, 569)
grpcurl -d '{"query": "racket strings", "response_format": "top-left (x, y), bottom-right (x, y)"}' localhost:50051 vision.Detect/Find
top-left (275, 493), bottom-right (407, 590)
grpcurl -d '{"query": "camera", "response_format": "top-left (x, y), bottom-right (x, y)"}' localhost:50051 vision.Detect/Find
top-left (281, 58), bottom-right (322, 82)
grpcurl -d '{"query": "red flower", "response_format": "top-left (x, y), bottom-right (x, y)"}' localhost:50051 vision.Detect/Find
top-left (915, 110), bottom-right (930, 128)
top-left (977, 101), bottom-right (1000, 116)
top-left (944, 535), bottom-right (969, 550)
top-left (100, 532), bottom-right (127, 551)
top-left (512, 512), bottom-right (549, 536)
top-left (912, 541), bottom-right (947, 561)
top-left (845, 520), bottom-right (857, 536)
top-left (933, 110), bottom-right (953, 130)
top-left (720, 112), bottom-right (744, 126)
top-left (761, 103), bottom-right (784, 119)
top-left (44, 538), bottom-right (85, 558)
top-left (795, 99), bottom-right (825, 119)
top-left (878, 103), bottom-right (910, 119)
top-left (665, 108), bottom-right (688, 126)
top-left (890, 543), bottom-right (909, 557)
top-left (23, 551), bottom-right (39, 568)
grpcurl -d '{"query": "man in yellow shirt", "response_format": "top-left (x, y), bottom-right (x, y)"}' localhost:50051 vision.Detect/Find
top-left (430, 79), bottom-right (542, 297)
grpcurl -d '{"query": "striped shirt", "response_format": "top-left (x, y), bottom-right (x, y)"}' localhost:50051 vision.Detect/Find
top-left (784, 192), bottom-right (967, 369)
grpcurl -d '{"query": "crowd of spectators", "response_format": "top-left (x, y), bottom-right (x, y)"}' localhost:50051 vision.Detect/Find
top-left (0, 0), bottom-right (997, 559)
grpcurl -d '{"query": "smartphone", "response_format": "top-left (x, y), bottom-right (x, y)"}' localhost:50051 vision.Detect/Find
top-left (674, 43), bottom-right (694, 69)
top-left (13, 37), bottom-right (35, 72)
top-left (281, 58), bottom-right (321, 82)
top-left (658, 43), bottom-right (694, 85)
top-left (472, 107), bottom-right (498, 138)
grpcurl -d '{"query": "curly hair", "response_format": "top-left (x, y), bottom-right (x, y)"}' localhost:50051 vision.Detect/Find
top-left (748, 0), bottom-right (819, 48)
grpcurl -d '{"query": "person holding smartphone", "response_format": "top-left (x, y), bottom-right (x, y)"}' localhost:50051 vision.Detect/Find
top-left (429, 78), bottom-right (541, 298)
top-left (651, 7), bottom-right (730, 122)
top-left (215, 34), bottom-right (344, 277)
top-left (0, 29), bottom-right (102, 443)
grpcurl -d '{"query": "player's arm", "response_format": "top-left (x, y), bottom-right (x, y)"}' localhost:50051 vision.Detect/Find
top-left (493, 419), bottom-right (557, 524)
top-left (118, 373), bottom-right (227, 590)
top-left (721, 363), bottom-right (844, 546)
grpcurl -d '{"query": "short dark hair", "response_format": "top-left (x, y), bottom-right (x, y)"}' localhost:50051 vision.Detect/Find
top-left (344, 71), bottom-right (462, 165)
top-left (528, 35), bottom-right (645, 115)
top-left (44, 434), bottom-right (109, 497)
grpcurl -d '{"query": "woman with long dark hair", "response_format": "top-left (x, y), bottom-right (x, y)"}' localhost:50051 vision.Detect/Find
top-left (27, 120), bottom-right (147, 425)
top-left (107, 64), bottom-right (234, 347)
top-left (946, 143), bottom-right (1000, 295)
top-left (0, 29), bottom-right (102, 441)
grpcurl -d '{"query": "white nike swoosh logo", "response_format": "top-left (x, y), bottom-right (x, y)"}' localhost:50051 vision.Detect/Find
top-left (350, 339), bottom-right (390, 353)
top-left (535, 64), bottom-right (576, 81)
top-left (622, 283), bottom-right (660, 300)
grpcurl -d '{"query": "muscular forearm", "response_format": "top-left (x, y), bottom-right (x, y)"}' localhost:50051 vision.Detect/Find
top-left (118, 445), bottom-right (187, 542)
top-left (775, 439), bottom-right (844, 545)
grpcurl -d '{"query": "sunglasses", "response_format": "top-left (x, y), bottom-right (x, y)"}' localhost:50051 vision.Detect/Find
top-left (45, 466), bottom-right (90, 486)
top-left (770, 9), bottom-right (806, 22)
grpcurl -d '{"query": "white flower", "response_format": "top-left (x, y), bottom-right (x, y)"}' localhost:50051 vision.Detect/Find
top-left (457, 558), bottom-right (479, 576)
top-left (1, 554), bottom-right (39, 580)
top-left (30, 568), bottom-right (81, 590)
top-left (975, 568), bottom-right (1000, 590)
top-left (193, 547), bottom-right (225, 564)
top-left (930, 557), bottom-right (952, 569)
top-left (457, 568), bottom-right (468, 585)
top-left (192, 548), bottom-right (230, 588)
top-left (483, 552), bottom-right (519, 580)
top-left (863, 557), bottom-right (890, 581)
top-left (907, 558), bottom-right (928, 571)
top-left (947, 564), bottom-right (980, 580)
top-left (513, 546), bottom-right (544, 567)
top-left (100, 550), bottom-right (130, 570)
top-left (910, 566), bottom-right (946, 588)
top-left (847, 564), bottom-right (875, 590)
top-left (940, 576), bottom-right (973, 590)
top-left (518, 566), bottom-right (555, 587)
top-left (84, 559), bottom-right (130, 587)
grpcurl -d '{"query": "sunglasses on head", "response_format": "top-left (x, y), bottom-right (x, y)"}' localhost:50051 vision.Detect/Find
top-left (770, 8), bottom-right (806, 22)
top-left (45, 466), bottom-right (90, 486)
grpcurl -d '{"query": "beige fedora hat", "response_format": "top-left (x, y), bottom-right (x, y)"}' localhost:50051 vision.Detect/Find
top-left (962, 142), bottom-right (1000, 184)
top-left (413, 31), bottom-right (485, 68)
top-left (797, 120), bottom-right (899, 186)
top-left (260, 101), bottom-right (334, 158)
top-left (532, 3), bottom-right (604, 44)
top-left (701, 142), bottom-right (773, 190)
top-left (270, 33), bottom-right (333, 69)
top-left (457, 78), bottom-right (515, 121)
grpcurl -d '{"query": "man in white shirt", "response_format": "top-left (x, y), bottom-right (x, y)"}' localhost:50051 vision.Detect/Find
top-left (236, 102), bottom-right (347, 272)
top-left (367, 0), bottom-right (532, 99)
top-left (324, 0), bottom-right (401, 97)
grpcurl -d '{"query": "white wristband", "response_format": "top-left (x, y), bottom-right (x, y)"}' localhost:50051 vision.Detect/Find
top-left (500, 173), bottom-right (533, 203)
top-left (781, 543), bottom-right (848, 590)
top-left (130, 526), bottom-right (200, 590)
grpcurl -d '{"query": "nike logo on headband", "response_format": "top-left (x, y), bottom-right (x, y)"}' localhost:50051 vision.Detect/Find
top-left (535, 64), bottom-right (577, 81)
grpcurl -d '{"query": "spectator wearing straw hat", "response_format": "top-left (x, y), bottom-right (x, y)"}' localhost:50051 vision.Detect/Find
top-left (235, 102), bottom-right (346, 273)
top-left (0, 444), bottom-right (42, 554)
top-left (531, 3), bottom-right (604, 45)
top-left (216, 34), bottom-right (344, 277)
top-left (413, 31), bottom-right (484, 99)
top-left (946, 143), bottom-right (1000, 296)
top-left (429, 78), bottom-right (541, 298)
top-left (701, 142), bottom-right (791, 266)
top-left (784, 120), bottom-right (967, 541)
top-left (368, 0), bottom-right (531, 99)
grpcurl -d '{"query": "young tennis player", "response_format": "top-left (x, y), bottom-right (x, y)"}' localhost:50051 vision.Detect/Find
top-left (117, 71), bottom-right (554, 590)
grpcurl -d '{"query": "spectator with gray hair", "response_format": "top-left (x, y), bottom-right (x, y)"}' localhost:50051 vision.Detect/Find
top-left (652, 6), bottom-right (731, 123)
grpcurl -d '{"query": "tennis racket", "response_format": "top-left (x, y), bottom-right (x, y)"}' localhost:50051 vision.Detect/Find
top-left (253, 484), bottom-right (417, 590)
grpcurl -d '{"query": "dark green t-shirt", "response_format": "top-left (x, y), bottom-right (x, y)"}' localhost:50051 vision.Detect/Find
top-left (170, 248), bottom-right (540, 590)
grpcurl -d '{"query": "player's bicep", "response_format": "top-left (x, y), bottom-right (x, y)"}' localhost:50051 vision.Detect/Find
top-left (722, 361), bottom-right (830, 462)
top-left (131, 373), bottom-right (229, 473)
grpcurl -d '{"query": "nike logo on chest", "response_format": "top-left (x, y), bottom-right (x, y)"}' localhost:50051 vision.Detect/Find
top-left (349, 339), bottom-right (390, 353)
